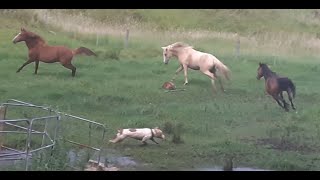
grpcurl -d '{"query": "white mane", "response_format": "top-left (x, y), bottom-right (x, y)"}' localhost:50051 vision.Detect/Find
top-left (168, 42), bottom-right (193, 50)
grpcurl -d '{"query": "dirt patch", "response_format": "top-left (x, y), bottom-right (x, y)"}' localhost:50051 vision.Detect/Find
top-left (194, 167), bottom-right (271, 171)
top-left (255, 138), bottom-right (316, 153)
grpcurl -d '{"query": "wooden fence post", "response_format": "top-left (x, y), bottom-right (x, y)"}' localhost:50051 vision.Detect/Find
top-left (236, 34), bottom-right (240, 59)
top-left (96, 33), bottom-right (99, 46)
top-left (125, 29), bottom-right (129, 48)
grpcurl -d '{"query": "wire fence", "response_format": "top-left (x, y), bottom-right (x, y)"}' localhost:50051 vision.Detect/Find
top-left (0, 99), bottom-right (107, 171)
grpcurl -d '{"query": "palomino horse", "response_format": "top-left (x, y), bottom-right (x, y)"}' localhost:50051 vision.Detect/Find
top-left (257, 62), bottom-right (296, 112)
top-left (161, 42), bottom-right (230, 92)
top-left (12, 28), bottom-right (97, 77)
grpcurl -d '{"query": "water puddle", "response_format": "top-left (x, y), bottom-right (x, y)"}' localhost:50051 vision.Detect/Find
top-left (67, 149), bottom-right (138, 170)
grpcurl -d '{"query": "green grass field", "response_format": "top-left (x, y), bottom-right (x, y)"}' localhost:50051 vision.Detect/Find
top-left (1, 9), bottom-right (320, 171)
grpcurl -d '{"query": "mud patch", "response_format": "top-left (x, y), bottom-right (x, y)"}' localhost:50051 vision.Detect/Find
top-left (255, 138), bottom-right (316, 153)
top-left (195, 166), bottom-right (271, 171)
top-left (106, 156), bottom-right (137, 167)
top-left (67, 149), bottom-right (139, 170)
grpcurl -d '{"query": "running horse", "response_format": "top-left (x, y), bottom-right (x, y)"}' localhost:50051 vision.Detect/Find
top-left (12, 28), bottom-right (97, 77)
top-left (257, 62), bottom-right (296, 112)
top-left (161, 42), bottom-right (231, 92)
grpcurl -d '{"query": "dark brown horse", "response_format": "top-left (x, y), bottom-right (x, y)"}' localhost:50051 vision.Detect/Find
top-left (257, 62), bottom-right (296, 112)
top-left (12, 28), bottom-right (97, 77)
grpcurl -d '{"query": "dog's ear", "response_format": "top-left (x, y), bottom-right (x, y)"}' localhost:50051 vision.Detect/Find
top-left (117, 129), bottom-right (123, 134)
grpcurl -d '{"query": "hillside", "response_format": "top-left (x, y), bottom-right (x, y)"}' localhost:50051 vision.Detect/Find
top-left (2, 9), bottom-right (320, 59)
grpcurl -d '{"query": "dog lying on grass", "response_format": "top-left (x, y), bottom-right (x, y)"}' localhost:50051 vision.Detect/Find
top-left (109, 127), bottom-right (165, 145)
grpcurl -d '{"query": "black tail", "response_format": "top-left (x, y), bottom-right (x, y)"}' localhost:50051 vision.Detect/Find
top-left (278, 77), bottom-right (296, 98)
top-left (288, 80), bottom-right (296, 98)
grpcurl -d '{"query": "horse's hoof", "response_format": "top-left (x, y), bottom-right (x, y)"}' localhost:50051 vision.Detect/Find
top-left (184, 83), bottom-right (188, 86)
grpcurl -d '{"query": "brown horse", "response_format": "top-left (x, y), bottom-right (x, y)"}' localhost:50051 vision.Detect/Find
top-left (12, 28), bottom-right (97, 77)
top-left (257, 62), bottom-right (296, 112)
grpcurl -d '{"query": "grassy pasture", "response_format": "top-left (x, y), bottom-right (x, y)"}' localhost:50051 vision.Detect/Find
top-left (1, 9), bottom-right (320, 170)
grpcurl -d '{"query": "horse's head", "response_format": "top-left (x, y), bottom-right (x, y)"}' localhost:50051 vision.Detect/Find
top-left (12, 28), bottom-right (37, 44)
top-left (161, 46), bottom-right (173, 64)
top-left (257, 62), bottom-right (265, 80)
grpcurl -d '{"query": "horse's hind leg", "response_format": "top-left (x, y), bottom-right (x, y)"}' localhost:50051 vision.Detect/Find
top-left (279, 92), bottom-right (289, 111)
top-left (202, 70), bottom-right (217, 93)
top-left (62, 63), bottom-right (76, 77)
top-left (287, 89), bottom-right (296, 110)
top-left (17, 60), bottom-right (33, 73)
top-left (217, 75), bottom-right (225, 92)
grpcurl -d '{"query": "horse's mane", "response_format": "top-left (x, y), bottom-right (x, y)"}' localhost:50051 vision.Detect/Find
top-left (261, 63), bottom-right (277, 76)
top-left (169, 42), bottom-right (193, 50)
top-left (29, 31), bottom-right (46, 45)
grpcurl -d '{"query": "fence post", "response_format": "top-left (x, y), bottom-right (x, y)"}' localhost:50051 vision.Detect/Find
top-left (125, 29), bottom-right (129, 48)
top-left (0, 106), bottom-right (6, 150)
top-left (236, 33), bottom-right (240, 59)
top-left (96, 33), bottom-right (99, 46)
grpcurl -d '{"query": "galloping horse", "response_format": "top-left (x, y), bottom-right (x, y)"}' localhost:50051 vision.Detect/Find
top-left (257, 62), bottom-right (296, 112)
top-left (161, 42), bottom-right (231, 92)
top-left (12, 28), bottom-right (97, 77)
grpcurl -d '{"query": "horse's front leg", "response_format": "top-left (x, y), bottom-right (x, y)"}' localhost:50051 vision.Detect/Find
top-left (171, 65), bottom-right (183, 82)
top-left (183, 65), bottom-right (188, 85)
top-left (16, 59), bottom-right (34, 73)
top-left (34, 60), bottom-right (39, 74)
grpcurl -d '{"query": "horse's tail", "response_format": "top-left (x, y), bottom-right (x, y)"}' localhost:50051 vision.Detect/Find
top-left (288, 80), bottom-right (296, 98)
top-left (73, 47), bottom-right (97, 57)
top-left (214, 60), bottom-right (231, 80)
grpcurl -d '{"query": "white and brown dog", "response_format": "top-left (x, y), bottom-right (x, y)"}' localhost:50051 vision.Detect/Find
top-left (109, 127), bottom-right (165, 145)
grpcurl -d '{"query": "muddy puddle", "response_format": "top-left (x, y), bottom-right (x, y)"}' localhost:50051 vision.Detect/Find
top-left (1, 148), bottom-right (272, 171)
top-left (194, 167), bottom-right (272, 171)
top-left (67, 149), bottom-right (140, 170)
